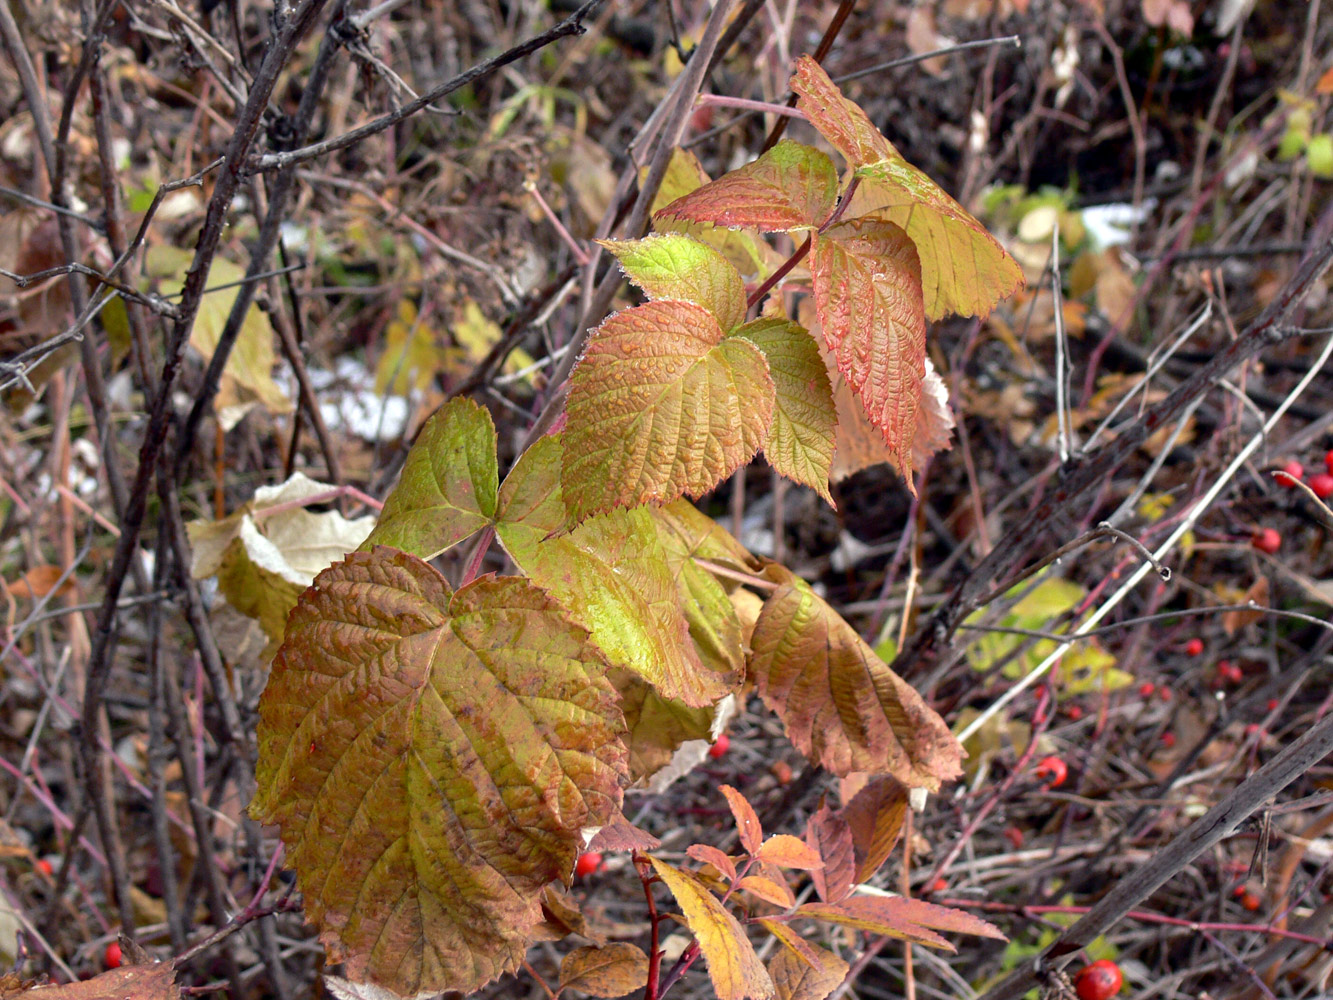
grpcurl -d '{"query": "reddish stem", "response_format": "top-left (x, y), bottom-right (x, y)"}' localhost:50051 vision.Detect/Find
top-left (638, 858), bottom-right (663, 1000)
top-left (460, 525), bottom-right (495, 586)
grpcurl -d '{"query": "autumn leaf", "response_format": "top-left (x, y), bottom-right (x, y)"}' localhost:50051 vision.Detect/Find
top-left (842, 776), bottom-right (908, 884)
top-left (748, 566), bottom-right (963, 787)
top-left (734, 317), bottom-right (837, 503)
top-left (360, 397), bottom-right (498, 559)
top-left (720, 784), bottom-right (764, 855)
top-left (795, 896), bottom-right (1005, 949)
top-left (737, 875), bottom-right (797, 908)
top-left (497, 433), bottom-right (733, 708)
top-left (654, 140), bottom-right (839, 234)
top-left (7, 964), bottom-right (181, 1000)
top-left (612, 670), bottom-right (715, 782)
top-left (601, 234), bottom-right (747, 333)
top-left (586, 815), bottom-right (662, 853)
top-left (803, 804), bottom-right (855, 903)
top-left (769, 942), bottom-right (848, 1000)
top-left (810, 219), bottom-right (927, 486)
top-left (559, 944), bottom-right (651, 998)
top-left (758, 918), bottom-right (824, 970)
top-left (755, 835), bottom-right (824, 871)
top-left (253, 549), bottom-right (628, 997)
top-left (563, 300), bottom-right (774, 521)
top-left (688, 844), bottom-right (740, 881)
top-left (649, 858), bottom-right (775, 1000)
top-left (651, 499), bottom-right (759, 576)
top-left (648, 148), bottom-right (777, 279)
top-left (790, 55), bottom-right (1022, 320)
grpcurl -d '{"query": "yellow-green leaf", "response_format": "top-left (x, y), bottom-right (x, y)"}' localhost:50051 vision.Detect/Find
top-left (734, 317), bottom-right (837, 504)
top-left (790, 55), bottom-right (1023, 320)
top-left (654, 140), bottom-right (839, 234)
top-left (748, 567), bottom-right (962, 788)
top-left (810, 220), bottom-right (926, 488)
top-left (769, 941), bottom-right (848, 1000)
top-left (497, 433), bottom-right (734, 707)
top-left (601, 234), bottom-right (747, 333)
top-left (559, 943), bottom-right (650, 998)
top-left (563, 300), bottom-right (774, 521)
top-left (253, 550), bottom-right (628, 997)
top-left (360, 397), bottom-right (497, 559)
top-left (649, 858), bottom-right (775, 1000)
top-left (613, 671), bottom-right (715, 783)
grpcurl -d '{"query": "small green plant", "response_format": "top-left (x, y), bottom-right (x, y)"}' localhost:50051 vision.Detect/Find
top-left (251, 57), bottom-right (1022, 999)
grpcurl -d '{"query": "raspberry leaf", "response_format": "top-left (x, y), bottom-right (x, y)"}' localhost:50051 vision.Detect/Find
top-left (600, 234), bottom-right (747, 333)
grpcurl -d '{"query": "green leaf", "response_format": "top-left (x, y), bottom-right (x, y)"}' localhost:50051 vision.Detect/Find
top-left (613, 671), bottom-right (715, 783)
top-left (360, 397), bottom-right (498, 559)
top-left (563, 300), bottom-right (774, 521)
top-left (655, 141), bottom-right (840, 234)
top-left (748, 567), bottom-right (962, 788)
top-left (650, 148), bottom-right (781, 279)
top-left (496, 433), bottom-right (734, 707)
top-left (600, 234), bottom-right (747, 333)
top-left (810, 220), bottom-right (926, 487)
top-left (252, 549), bottom-right (628, 997)
top-left (734, 317), bottom-right (837, 504)
top-left (649, 858), bottom-right (775, 1000)
top-left (789, 55), bottom-right (1023, 320)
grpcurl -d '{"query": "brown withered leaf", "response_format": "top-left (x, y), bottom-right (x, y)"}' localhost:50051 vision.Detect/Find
top-left (803, 803), bottom-right (855, 903)
top-left (841, 777), bottom-right (909, 884)
top-left (587, 816), bottom-right (661, 854)
top-left (1223, 576), bottom-right (1268, 635)
top-left (4, 964), bottom-right (179, 1000)
top-left (559, 944), bottom-right (651, 998)
top-left (795, 896), bottom-right (1005, 950)
top-left (769, 942), bottom-right (849, 1000)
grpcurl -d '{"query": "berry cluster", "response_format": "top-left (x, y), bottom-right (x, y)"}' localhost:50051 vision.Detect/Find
top-left (1275, 450), bottom-right (1333, 497)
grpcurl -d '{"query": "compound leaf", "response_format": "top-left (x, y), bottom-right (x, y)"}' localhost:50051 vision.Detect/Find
top-left (769, 942), bottom-right (848, 1000)
top-left (748, 567), bottom-right (962, 788)
top-left (734, 317), bottom-right (837, 504)
top-left (790, 55), bottom-right (1022, 320)
top-left (601, 234), bottom-right (747, 333)
top-left (360, 398), bottom-right (497, 559)
top-left (497, 434), bottom-right (733, 708)
top-left (655, 141), bottom-right (839, 234)
top-left (559, 944), bottom-right (650, 998)
top-left (253, 549), bottom-right (628, 997)
top-left (649, 858), bottom-right (775, 1000)
top-left (810, 220), bottom-right (926, 486)
top-left (563, 300), bottom-right (774, 521)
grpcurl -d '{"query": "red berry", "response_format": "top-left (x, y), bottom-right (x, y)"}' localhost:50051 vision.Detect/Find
top-left (708, 733), bottom-right (731, 759)
top-left (104, 942), bottom-right (122, 969)
top-left (1138, 681), bottom-right (1156, 697)
top-left (34, 859), bottom-right (53, 876)
top-left (1232, 883), bottom-right (1248, 897)
top-left (1276, 460), bottom-right (1303, 486)
top-left (927, 877), bottom-right (948, 894)
top-left (1251, 527), bottom-right (1281, 554)
top-left (1325, 449), bottom-right (1333, 474)
top-left (1311, 473), bottom-right (1333, 499)
top-left (1241, 890), bottom-right (1262, 911)
top-left (1266, 698), bottom-right (1279, 712)
top-left (1066, 704), bottom-right (1085, 721)
top-left (1034, 755), bottom-right (1068, 788)
top-left (1003, 825), bottom-right (1024, 849)
top-left (1244, 723), bottom-right (1265, 740)
top-left (1217, 660), bottom-right (1243, 685)
top-left (1184, 638), bottom-right (1204, 657)
top-left (1074, 959), bottom-right (1123, 1000)
top-left (771, 760), bottom-right (793, 784)
top-left (1159, 687), bottom-right (1173, 701)
top-left (575, 852), bottom-right (603, 877)
top-left (1160, 731), bottom-right (1176, 748)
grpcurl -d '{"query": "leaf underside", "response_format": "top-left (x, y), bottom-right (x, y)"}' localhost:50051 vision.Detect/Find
top-left (563, 299), bottom-right (774, 522)
top-left (747, 567), bottom-right (962, 788)
top-left (253, 549), bottom-right (627, 997)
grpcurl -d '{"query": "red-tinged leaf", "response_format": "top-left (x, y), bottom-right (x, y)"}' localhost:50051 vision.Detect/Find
top-left (688, 844), bottom-right (740, 881)
top-left (559, 943), bottom-right (651, 998)
top-left (649, 148), bottom-right (778, 279)
top-left (804, 803), bottom-right (855, 903)
top-left (797, 896), bottom-right (1005, 948)
top-left (748, 566), bottom-right (963, 787)
top-left (790, 55), bottom-right (896, 168)
top-left (649, 858), bottom-right (776, 1000)
top-left (11, 964), bottom-right (180, 1000)
top-left (758, 918), bottom-right (823, 970)
top-left (842, 777), bottom-right (909, 884)
top-left (734, 318), bottom-right (837, 504)
top-left (600, 234), bottom-right (747, 333)
top-left (755, 835), bottom-right (824, 871)
top-left (655, 140), bottom-right (839, 234)
top-left (720, 784), bottom-right (764, 855)
top-left (791, 55), bottom-right (1022, 320)
top-left (360, 397), bottom-right (497, 559)
top-left (587, 816), bottom-right (661, 853)
top-left (497, 434), bottom-right (733, 708)
top-left (810, 220), bottom-right (926, 488)
top-left (252, 549), bottom-right (628, 997)
top-left (563, 300), bottom-right (775, 521)
top-left (852, 161), bottom-right (1024, 320)
top-left (738, 874), bottom-right (797, 908)
top-left (651, 499), bottom-right (758, 575)
top-left (769, 942), bottom-right (849, 1000)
